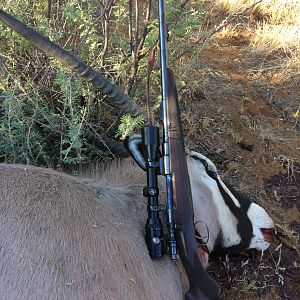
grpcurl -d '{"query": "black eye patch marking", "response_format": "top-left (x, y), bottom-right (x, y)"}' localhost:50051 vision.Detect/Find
top-left (190, 153), bottom-right (253, 252)
top-left (216, 180), bottom-right (253, 251)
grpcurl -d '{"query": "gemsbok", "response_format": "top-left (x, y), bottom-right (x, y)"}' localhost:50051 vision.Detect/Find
top-left (0, 146), bottom-right (274, 299)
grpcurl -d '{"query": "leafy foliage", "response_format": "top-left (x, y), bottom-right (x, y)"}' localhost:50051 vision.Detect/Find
top-left (116, 114), bottom-right (144, 140)
top-left (0, 0), bottom-right (206, 166)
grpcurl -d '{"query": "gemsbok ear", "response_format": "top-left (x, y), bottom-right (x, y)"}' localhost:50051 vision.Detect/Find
top-left (124, 134), bottom-right (147, 171)
top-left (188, 151), bottom-right (219, 180)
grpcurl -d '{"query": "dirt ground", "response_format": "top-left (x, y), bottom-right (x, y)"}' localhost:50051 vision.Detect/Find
top-left (180, 28), bottom-right (300, 299)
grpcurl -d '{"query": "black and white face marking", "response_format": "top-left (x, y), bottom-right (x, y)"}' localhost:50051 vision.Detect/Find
top-left (188, 151), bottom-right (274, 254)
top-left (125, 137), bottom-right (275, 254)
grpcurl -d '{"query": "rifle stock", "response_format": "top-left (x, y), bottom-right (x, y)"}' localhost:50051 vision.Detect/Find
top-left (166, 68), bottom-right (220, 300)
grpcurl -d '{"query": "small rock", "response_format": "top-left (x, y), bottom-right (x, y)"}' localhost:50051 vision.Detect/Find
top-left (239, 140), bottom-right (254, 152)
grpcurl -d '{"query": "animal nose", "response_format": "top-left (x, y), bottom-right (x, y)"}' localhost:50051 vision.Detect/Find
top-left (260, 228), bottom-right (275, 243)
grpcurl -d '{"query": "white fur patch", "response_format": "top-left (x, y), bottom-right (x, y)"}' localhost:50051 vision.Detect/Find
top-left (188, 157), bottom-right (242, 251)
top-left (247, 203), bottom-right (274, 250)
top-left (210, 183), bottom-right (242, 248)
top-left (188, 151), bottom-right (218, 174)
top-left (188, 151), bottom-right (241, 208)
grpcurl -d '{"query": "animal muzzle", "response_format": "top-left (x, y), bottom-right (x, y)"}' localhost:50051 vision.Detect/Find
top-left (195, 228), bottom-right (210, 255)
top-left (260, 228), bottom-right (275, 243)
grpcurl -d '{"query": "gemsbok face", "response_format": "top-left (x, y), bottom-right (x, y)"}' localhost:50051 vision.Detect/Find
top-left (187, 151), bottom-right (274, 257)
top-left (126, 135), bottom-right (275, 264)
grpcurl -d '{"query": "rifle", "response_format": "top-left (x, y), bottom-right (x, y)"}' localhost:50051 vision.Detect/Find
top-left (142, 1), bottom-right (221, 299)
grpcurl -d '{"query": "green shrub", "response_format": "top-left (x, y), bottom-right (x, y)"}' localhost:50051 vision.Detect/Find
top-left (0, 0), bottom-right (206, 166)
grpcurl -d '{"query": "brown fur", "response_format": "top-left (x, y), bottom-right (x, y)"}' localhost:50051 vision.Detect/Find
top-left (0, 160), bottom-right (187, 300)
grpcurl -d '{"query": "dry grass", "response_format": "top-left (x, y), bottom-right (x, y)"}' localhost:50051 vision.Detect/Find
top-left (251, 24), bottom-right (300, 54)
top-left (215, 0), bottom-right (300, 83)
top-left (217, 0), bottom-right (300, 24)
